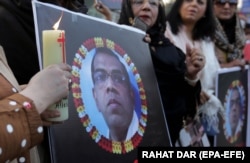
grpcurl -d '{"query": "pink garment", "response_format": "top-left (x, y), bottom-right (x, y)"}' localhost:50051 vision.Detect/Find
top-left (243, 42), bottom-right (250, 61)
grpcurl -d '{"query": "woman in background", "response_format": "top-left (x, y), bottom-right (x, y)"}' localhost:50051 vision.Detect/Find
top-left (117, 0), bottom-right (205, 146)
top-left (165, 0), bottom-right (223, 145)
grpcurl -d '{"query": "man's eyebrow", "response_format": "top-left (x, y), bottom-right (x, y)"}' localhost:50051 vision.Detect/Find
top-left (94, 68), bottom-right (104, 71)
top-left (111, 69), bottom-right (123, 73)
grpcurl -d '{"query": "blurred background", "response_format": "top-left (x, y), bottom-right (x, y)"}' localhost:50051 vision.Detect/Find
top-left (84, 0), bottom-right (250, 23)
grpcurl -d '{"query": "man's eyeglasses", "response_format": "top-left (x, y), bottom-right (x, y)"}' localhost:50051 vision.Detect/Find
top-left (214, 0), bottom-right (238, 6)
top-left (93, 70), bottom-right (127, 86)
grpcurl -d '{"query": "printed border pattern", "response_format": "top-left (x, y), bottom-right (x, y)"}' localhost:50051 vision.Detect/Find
top-left (71, 37), bottom-right (148, 154)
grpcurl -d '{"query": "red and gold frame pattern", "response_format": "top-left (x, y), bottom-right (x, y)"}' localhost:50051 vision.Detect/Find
top-left (71, 37), bottom-right (148, 154)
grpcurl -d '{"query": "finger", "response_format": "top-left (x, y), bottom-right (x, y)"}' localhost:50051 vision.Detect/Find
top-left (42, 120), bottom-right (53, 126)
top-left (42, 120), bottom-right (64, 127)
top-left (55, 63), bottom-right (71, 70)
top-left (200, 92), bottom-right (207, 104)
top-left (64, 70), bottom-right (72, 79)
top-left (143, 34), bottom-right (151, 43)
top-left (199, 94), bottom-right (206, 104)
top-left (195, 55), bottom-right (204, 62)
top-left (201, 91), bottom-right (210, 102)
top-left (186, 44), bottom-right (192, 56)
top-left (41, 109), bottom-right (61, 120)
top-left (192, 60), bottom-right (203, 69)
top-left (191, 54), bottom-right (205, 67)
top-left (59, 63), bottom-right (72, 71)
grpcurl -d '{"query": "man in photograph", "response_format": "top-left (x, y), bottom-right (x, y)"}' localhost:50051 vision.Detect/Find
top-left (91, 47), bottom-right (139, 142)
top-left (225, 86), bottom-right (244, 143)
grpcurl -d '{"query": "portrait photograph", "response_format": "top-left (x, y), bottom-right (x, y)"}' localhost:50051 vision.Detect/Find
top-left (72, 37), bottom-right (145, 149)
top-left (215, 66), bottom-right (249, 147)
top-left (223, 80), bottom-right (246, 144)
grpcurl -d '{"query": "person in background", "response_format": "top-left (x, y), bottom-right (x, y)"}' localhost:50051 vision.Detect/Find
top-left (165, 0), bottom-right (224, 145)
top-left (0, 45), bottom-right (72, 163)
top-left (213, 0), bottom-right (247, 68)
top-left (93, 0), bottom-right (113, 21)
top-left (244, 23), bottom-right (250, 40)
top-left (91, 47), bottom-right (138, 142)
top-left (112, 0), bottom-right (205, 146)
top-left (0, 0), bottom-right (87, 85)
top-left (243, 23), bottom-right (250, 61)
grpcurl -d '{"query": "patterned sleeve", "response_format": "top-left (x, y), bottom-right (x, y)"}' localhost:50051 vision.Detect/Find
top-left (0, 93), bottom-right (44, 162)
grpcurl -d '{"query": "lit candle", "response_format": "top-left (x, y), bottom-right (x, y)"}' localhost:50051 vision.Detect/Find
top-left (42, 16), bottom-right (68, 122)
top-left (42, 30), bottom-right (66, 67)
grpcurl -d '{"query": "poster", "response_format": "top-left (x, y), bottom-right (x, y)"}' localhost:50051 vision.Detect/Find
top-left (32, 1), bottom-right (171, 163)
top-left (215, 66), bottom-right (249, 147)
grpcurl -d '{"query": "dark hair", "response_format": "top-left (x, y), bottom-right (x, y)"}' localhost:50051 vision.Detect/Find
top-left (166, 0), bottom-right (216, 40)
top-left (59, 0), bottom-right (88, 14)
top-left (39, 0), bottom-right (88, 14)
top-left (245, 23), bottom-right (250, 29)
top-left (91, 47), bottom-right (130, 87)
top-left (118, 0), bottom-right (167, 34)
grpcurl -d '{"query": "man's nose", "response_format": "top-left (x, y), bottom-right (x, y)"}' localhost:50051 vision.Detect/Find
top-left (105, 76), bottom-right (115, 87)
top-left (231, 103), bottom-right (237, 110)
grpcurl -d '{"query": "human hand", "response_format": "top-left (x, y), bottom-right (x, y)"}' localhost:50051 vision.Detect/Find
top-left (229, 58), bottom-right (247, 69)
top-left (41, 109), bottom-right (63, 126)
top-left (185, 44), bottom-right (205, 80)
top-left (94, 0), bottom-right (112, 21)
top-left (143, 34), bottom-right (151, 43)
top-left (199, 90), bottom-right (210, 105)
top-left (20, 63), bottom-right (72, 114)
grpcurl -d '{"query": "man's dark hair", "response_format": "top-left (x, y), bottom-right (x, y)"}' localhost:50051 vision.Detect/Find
top-left (91, 47), bottom-right (131, 87)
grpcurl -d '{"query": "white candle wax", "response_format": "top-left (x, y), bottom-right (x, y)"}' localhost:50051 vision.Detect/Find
top-left (43, 30), bottom-right (66, 67)
top-left (42, 29), bottom-right (68, 122)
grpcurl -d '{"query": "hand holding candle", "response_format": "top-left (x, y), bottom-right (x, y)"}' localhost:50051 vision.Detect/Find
top-left (42, 16), bottom-right (69, 122)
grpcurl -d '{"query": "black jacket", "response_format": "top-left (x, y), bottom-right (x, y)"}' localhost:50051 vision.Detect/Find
top-left (0, 0), bottom-right (39, 84)
top-left (149, 29), bottom-right (201, 145)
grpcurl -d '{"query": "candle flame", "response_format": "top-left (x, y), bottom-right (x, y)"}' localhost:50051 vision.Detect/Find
top-left (53, 13), bottom-right (63, 30)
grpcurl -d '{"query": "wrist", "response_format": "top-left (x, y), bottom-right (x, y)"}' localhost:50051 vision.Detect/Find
top-left (20, 89), bottom-right (48, 114)
top-left (185, 76), bottom-right (199, 85)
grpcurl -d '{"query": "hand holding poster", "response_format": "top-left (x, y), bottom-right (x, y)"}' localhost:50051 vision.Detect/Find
top-left (32, 0), bottom-right (171, 162)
